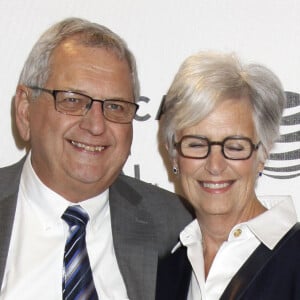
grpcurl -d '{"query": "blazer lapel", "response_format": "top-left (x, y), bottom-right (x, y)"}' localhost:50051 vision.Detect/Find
top-left (109, 176), bottom-right (158, 300)
top-left (220, 223), bottom-right (300, 300)
top-left (156, 246), bottom-right (192, 300)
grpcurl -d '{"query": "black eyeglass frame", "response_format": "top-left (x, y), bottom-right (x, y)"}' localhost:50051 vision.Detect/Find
top-left (174, 135), bottom-right (261, 160)
top-left (28, 86), bottom-right (139, 124)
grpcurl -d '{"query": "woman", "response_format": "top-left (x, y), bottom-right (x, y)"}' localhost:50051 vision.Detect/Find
top-left (158, 51), bottom-right (300, 299)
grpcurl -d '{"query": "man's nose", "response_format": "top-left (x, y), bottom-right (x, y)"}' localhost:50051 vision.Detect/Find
top-left (79, 102), bottom-right (106, 135)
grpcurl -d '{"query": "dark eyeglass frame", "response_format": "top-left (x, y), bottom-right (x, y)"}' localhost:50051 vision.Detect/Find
top-left (28, 86), bottom-right (139, 124)
top-left (174, 135), bottom-right (261, 160)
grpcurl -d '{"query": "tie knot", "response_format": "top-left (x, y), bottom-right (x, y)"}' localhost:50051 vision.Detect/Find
top-left (62, 205), bottom-right (89, 228)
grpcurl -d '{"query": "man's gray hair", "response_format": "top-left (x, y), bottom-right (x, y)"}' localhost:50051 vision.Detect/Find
top-left (18, 17), bottom-right (140, 100)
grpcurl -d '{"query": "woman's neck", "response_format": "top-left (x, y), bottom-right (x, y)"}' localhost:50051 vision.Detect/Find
top-left (197, 199), bottom-right (267, 278)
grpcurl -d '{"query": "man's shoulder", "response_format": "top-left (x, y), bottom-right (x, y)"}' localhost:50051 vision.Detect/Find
top-left (0, 157), bottom-right (25, 196)
top-left (0, 157), bottom-right (25, 176)
top-left (115, 173), bottom-right (193, 218)
top-left (117, 173), bottom-right (183, 201)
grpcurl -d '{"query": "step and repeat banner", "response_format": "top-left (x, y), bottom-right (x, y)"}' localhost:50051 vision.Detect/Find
top-left (0, 0), bottom-right (299, 214)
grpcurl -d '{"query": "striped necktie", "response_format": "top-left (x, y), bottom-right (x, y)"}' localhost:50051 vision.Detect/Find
top-left (62, 205), bottom-right (99, 300)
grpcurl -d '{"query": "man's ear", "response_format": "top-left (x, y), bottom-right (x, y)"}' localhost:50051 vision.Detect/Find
top-left (165, 142), bottom-right (169, 152)
top-left (15, 85), bottom-right (31, 142)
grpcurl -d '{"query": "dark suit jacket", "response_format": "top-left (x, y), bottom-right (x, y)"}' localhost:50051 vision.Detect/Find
top-left (0, 157), bottom-right (193, 300)
top-left (156, 222), bottom-right (300, 300)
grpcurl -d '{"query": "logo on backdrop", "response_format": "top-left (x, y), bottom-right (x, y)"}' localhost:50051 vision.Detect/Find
top-left (133, 92), bottom-right (300, 180)
top-left (264, 91), bottom-right (300, 179)
top-left (134, 96), bottom-right (151, 121)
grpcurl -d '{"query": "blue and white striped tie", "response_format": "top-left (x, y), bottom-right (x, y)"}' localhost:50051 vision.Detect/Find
top-left (62, 205), bottom-right (99, 300)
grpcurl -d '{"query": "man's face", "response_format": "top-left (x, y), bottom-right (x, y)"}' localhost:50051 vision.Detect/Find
top-left (16, 39), bottom-right (135, 202)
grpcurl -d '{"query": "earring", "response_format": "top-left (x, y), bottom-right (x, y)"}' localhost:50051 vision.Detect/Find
top-left (173, 166), bottom-right (179, 175)
top-left (259, 172), bottom-right (263, 177)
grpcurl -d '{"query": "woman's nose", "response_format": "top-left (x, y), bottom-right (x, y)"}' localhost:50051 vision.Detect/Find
top-left (204, 145), bottom-right (227, 175)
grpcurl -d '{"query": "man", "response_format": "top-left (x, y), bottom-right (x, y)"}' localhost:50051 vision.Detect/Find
top-left (0, 18), bottom-right (192, 299)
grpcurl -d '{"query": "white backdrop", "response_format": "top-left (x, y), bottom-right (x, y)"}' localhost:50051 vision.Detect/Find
top-left (0, 0), bottom-right (299, 214)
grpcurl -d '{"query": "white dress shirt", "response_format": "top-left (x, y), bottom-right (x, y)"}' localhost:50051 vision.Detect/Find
top-left (177, 196), bottom-right (298, 300)
top-left (0, 154), bottom-right (129, 300)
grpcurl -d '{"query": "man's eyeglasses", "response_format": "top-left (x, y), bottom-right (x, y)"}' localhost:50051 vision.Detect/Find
top-left (29, 86), bottom-right (139, 124)
top-left (174, 135), bottom-right (261, 160)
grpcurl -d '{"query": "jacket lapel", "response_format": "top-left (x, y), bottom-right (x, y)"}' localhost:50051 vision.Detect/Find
top-left (156, 246), bottom-right (192, 300)
top-left (220, 223), bottom-right (300, 300)
top-left (109, 176), bottom-right (158, 300)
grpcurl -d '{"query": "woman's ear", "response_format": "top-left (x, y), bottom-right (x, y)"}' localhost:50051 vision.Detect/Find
top-left (15, 85), bottom-right (31, 142)
top-left (257, 161), bottom-right (265, 177)
top-left (171, 156), bottom-right (180, 175)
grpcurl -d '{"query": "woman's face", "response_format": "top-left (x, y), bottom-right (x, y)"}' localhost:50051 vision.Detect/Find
top-left (175, 97), bottom-right (264, 220)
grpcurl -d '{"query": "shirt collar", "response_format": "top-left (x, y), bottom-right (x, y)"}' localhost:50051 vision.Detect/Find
top-left (20, 153), bottom-right (109, 230)
top-left (174, 195), bottom-right (297, 252)
top-left (246, 195), bottom-right (297, 249)
top-left (172, 219), bottom-right (201, 253)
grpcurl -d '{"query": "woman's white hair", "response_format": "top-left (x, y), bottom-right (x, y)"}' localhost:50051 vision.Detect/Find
top-left (159, 51), bottom-right (286, 163)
